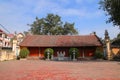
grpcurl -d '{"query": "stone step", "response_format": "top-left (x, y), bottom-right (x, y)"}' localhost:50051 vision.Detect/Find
top-left (27, 57), bottom-right (40, 60)
top-left (77, 57), bottom-right (94, 61)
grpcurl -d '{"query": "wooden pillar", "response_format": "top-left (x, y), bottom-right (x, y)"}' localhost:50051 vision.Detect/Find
top-left (39, 47), bottom-right (41, 58)
top-left (82, 48), bottom-right (85, 58)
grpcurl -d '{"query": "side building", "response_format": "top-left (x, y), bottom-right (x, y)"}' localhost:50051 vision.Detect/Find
top-left (0, 29), bottom-right (24, 61)
top-left (0, 29), bottom-right (14, 47)
top-left (0, 29), bottom-right (14, 61)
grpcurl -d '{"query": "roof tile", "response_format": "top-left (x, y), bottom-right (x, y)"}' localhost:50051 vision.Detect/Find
top-left (20, 35), bottom-right (102, 47)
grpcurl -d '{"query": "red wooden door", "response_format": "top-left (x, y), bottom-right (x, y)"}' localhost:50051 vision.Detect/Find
top-left (29, 47), bottom-right (39, 57)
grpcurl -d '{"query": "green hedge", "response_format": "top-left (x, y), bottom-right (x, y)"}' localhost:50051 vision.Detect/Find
top-left (94, 48), bottom-right (103, 59)
top-left (44, 48), bottom-right (54, 59)
top-left (69, 48), bottom-right (79, 59)
top-left (19, 48), bottom-right (30, 58)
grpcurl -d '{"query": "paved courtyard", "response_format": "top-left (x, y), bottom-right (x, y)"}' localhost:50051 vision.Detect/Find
top-left (0, 60), bottom-right (120, 80)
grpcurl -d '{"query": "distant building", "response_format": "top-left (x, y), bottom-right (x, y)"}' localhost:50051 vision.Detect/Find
top-left (0, 29), bottom-right (14, 61)
top-left (0, 29), bottom-right (14, 48)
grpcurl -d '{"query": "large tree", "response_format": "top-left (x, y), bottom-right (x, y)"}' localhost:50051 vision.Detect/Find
top-left (28, 14), bottom-right (78, 35)
top-left (117, 33), bottom-right (120, 38)
top-left (99, 0), bottom-right (120, 27)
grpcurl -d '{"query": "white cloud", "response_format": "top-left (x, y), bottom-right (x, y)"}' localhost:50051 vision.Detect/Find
top-left (75, 0), bottom-right (97, 4)
top-left (33, 0), bottom-right (60, 15)
top-left (26, 0), bottom-right (102, 18)
top-left (55, 8), bottom-right (103, 19)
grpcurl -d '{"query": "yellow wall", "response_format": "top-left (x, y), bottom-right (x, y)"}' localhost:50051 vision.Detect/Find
top-left (0, 50), bottom-right (15, 61)
top-left (112, 48), bottom-right (119, 55)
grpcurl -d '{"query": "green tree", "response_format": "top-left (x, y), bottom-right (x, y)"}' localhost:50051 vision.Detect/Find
top-left (99, 0), bottom-right (120, 27)
top-left (63, 22), bottom-right (78, 35)
top-left (117, 33), bottom-right (120, 38)
top-left (28, 14), bottom-right (78, 35)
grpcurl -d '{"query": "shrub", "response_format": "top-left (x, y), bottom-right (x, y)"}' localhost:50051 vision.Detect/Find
top-left (94, 48), bottom-right (103, 59)
top-left (19, 48), bottom-right (30, 58)
top-left (69, 48), bottom-right (79, 59)
top-left (44, 48), bottom-right (54, 59)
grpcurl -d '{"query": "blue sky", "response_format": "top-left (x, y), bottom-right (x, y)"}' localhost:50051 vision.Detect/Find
top-left (0, 0), bottom-right (119, 39)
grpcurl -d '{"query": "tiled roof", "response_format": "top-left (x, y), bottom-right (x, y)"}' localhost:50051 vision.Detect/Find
top-left (20, 35), bottom-right (103, 47)
top-left (7, 34), bottom-right (14, 38)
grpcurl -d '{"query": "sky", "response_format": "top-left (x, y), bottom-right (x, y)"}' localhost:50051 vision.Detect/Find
top-left (0, 0), bottom-right (119, 39)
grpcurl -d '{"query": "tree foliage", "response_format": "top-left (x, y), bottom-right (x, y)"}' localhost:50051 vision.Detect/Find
top-left (117, 33), bottom-right (120, 38)
top-left (28, 14), bottom-right (78, 35)
top-left (99, 0), bottom-right (120, 27)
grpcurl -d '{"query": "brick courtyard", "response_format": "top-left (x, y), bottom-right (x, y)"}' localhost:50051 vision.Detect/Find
top-left (0, 60), bottom-right (120, 80)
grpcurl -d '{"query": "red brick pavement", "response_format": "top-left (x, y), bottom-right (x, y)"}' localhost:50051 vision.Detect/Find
top-left (0, 60), bottom-right (120, 80)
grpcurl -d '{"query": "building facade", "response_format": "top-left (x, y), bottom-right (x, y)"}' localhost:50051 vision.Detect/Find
top-left (0, 29), bottom-right (14, 47)
top-left (20, 34), bottom-right (103, 60)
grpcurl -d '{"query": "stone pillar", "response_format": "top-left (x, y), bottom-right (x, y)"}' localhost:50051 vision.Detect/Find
top-left (16, 46), bottom-right (20, 56)
top-left (104, 30), bottom-right (111, 60)
top-left (106, 40), bottom-right (111, 60)
top-left (46, 49), bottom-right (50, 60)
top-left (12, 39), bottom-right (17, 56)
top-left (51, 55), bottom-right (53, 60)
top-left (72, 49), bottom-right (77, 61)
top-left (73, 52), bottom-right (76, 61)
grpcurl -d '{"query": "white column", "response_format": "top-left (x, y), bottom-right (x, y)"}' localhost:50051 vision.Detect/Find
top-left (12, 40), bottom-right (18, 56)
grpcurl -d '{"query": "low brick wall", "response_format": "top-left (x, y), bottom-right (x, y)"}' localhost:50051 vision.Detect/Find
top-left (0, 50), bottom-right (16, 61)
